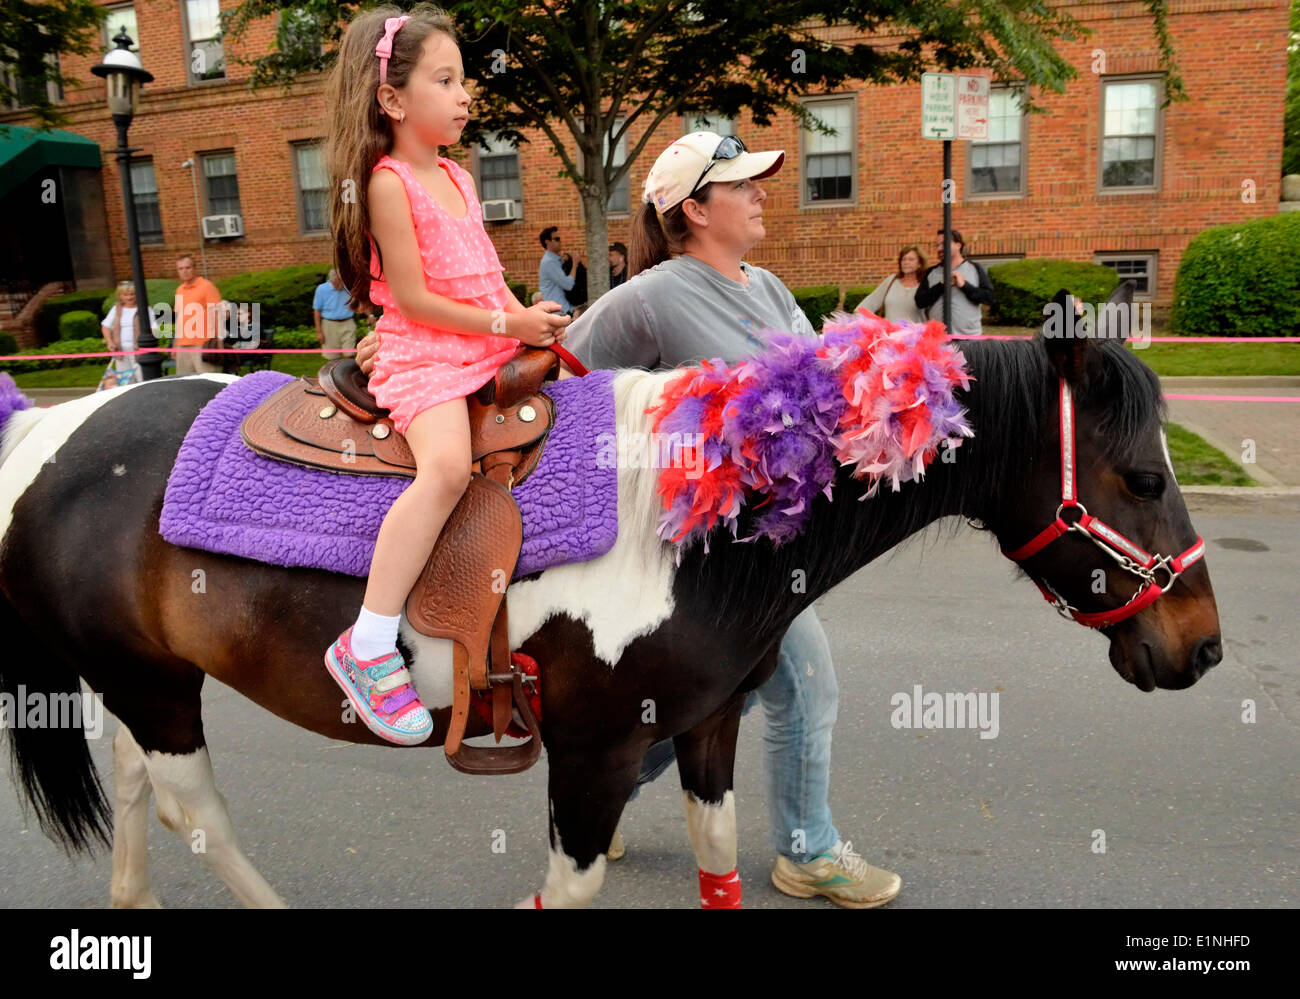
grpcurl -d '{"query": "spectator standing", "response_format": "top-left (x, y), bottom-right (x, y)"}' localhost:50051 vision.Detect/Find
top-left (608, 241), bottom-right (628, 289)
top-left (98, 281), bottom-right (158, 390)
top-left (537, 226), bottom-right (576, 315)
top-left (314, 268), bottom-right (360, 359)
top-left (173, 253), bottom-right (225, 374)
top-left (914, 229), bottom-right (994, 335)
top-left (854, 245), bottom-right (927, 322)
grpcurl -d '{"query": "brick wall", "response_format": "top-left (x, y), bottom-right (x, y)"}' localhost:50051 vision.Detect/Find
top-left (8, 0), bottom-right (1288, 309)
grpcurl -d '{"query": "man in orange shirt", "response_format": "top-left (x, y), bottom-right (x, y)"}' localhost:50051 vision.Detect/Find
top-left (173, 254), bottom-right (224, 375)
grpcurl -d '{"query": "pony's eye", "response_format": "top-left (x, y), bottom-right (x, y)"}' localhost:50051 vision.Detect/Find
top-left (1125, 472), bottom-right (1165, 499)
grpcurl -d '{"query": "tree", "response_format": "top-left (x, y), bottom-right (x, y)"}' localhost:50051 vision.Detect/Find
top-left (0, 1), bottom-right (104, 129)
top-left (224, 0), bottom-right (1186, 301)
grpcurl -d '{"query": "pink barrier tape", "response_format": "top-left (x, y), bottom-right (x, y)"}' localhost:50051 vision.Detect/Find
top-left (0, 347), bottom-right (358, 361)
top-left (1165, 394), bottom-right (1300, 403)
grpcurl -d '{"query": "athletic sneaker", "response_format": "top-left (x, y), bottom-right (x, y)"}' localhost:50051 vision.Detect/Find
top-left (771, 840), bottom-right (902, 909)
top-left (324, 628), bottom-right (433, 746)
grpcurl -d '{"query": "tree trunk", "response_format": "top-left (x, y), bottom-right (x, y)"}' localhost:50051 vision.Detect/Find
top-left (583, 195), bottom-right (610, 306)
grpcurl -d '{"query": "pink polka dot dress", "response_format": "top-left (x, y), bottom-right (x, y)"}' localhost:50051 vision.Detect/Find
top-left (366, 155), bottom-right (520, 434)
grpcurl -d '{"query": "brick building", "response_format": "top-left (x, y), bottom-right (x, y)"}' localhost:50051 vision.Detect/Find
top-left (1, 0), bottom-right (1289, 333)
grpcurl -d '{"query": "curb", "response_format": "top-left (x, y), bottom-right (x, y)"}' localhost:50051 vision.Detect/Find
top-left (1181, 485), bottom-right (1300, 515)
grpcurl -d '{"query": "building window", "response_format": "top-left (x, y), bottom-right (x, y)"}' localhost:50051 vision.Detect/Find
top-left (105, 4), bottom-right (139, 50)
top-left (292, 142), bottom-right (328, 233)
top-left (1100, 78), bottom-right (1161, 190)
top-left (1095, 253), bottom-right (1157, 300)
top-left (130, 159), bottom-right (162, 244)
top-left (605, 121), bottom-right (629, 215)
top-left (800, 97), bottom-right (856, 206)
top-left (185, 0), bottom-right (225, 81)
top-left (475, 132), bottom-right (523, 208)
top-left (683, 113), bottom-right (736, 137)
top-left (201, 151), bottom-right (241, 216)
top-left (968, 87), bottom-right (1025, 197)
top-left (4, 56), bottom-right (63, 109)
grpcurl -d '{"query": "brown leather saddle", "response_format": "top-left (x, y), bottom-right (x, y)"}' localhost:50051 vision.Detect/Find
top-left (241, 346), bottom-right (560, 774)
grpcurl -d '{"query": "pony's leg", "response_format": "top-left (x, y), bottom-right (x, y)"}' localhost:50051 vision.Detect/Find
top-left (141, 746), bottom-right (287, 909)
top-left (517, 746), bottom-right (643, 909)
top-left (109, 726), bottom-right (160, 909)
top-left (673, 692), bottom-right (746, 909)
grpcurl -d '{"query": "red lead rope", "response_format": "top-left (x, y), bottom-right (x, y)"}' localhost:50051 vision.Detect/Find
top-left (1002, 380), bottom-right (1205, 629)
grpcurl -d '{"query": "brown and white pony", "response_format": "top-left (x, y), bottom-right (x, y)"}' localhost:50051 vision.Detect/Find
top-left (0, 316), bottom-right (1220, 908)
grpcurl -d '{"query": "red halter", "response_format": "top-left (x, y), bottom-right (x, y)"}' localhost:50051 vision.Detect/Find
top-left (1000, 380), bottom-right (1206, 629)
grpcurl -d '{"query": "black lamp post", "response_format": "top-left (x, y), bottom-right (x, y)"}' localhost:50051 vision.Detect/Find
top-left (92, 29), bottom-right (161, 381)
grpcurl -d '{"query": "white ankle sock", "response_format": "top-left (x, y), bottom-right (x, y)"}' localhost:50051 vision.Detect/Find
top-left (351, 606), bottom-right (401, 661)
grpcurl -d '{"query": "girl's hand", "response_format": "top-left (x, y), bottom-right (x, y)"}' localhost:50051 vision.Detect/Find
top-left (506, 301), bottom-right (571, 347)
top-left (356, 331), bottom-right (381, 375)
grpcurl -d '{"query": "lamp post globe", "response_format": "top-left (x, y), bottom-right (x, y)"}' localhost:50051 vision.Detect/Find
top-left (92, 30), bottom-right (163, 381)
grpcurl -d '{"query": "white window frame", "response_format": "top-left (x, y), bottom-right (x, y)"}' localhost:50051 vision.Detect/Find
top-left (472, 132), bottom-right (524, 219)
top-left (104, 4), bottom-right (140, 52)
top-left (200, 149), bottom-right (241, 218)
top-left (799, 95), bottom-right (857, 209)
top-left (1094, 252), bottom-right (1158, 301)
top-left (966, 85), bottom-right (1027, 200)
top-left (605, 119), bottom-right (630, 217)
top-left (683, 113), bottom-right (737, 137)
top-left (130, 157), bottom-right (163, 244)
top-left (291, 140), bottom-right (328, 234)
top-left (1098, 75), bottom-right (1164, 194)
top-left (183, 0), bottom-right (226, 84)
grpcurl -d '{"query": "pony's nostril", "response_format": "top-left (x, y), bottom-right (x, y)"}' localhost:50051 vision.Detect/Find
top-left (1192, 637), bottom-right (1223, 673)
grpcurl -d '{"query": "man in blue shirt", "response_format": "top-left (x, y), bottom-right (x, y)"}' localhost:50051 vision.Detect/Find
top-left (313, 268), bottom-right (359, 359)
top-left (537, 227), bottom-right (577, 316)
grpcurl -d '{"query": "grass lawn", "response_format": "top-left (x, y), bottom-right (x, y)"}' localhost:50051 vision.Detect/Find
top-left (12, 364), bottom-right (105, 388)
top-left (982, 326), bottom-right (1300, 377)
top-left (1165, 423), bottom-right (1255, 486)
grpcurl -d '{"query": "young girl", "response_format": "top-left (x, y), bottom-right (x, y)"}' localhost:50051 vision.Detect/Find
top-left (324, 3), bottom-right (570, 745)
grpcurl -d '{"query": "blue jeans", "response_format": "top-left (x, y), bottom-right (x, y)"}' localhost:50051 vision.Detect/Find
top-left (631, 607), bottom-right (840, 861)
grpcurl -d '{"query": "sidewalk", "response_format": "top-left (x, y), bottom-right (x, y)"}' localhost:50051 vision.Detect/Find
top-left (1161, 377), bottom-right (1300, 487)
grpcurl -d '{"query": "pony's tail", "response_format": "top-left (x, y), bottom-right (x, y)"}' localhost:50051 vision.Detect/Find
top-left (0, 593), bottom-right (112, 853)
top-left (0, 373), bottom-right (37, 468)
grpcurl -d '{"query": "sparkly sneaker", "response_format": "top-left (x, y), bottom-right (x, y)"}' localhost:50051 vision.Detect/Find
top-left (324, 628), bottom-right (433, 746)
top-left (771, 840), bottom-right (902, 909)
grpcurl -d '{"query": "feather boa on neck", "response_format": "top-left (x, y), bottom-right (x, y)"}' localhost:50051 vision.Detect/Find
top-left (646, 311), bottom-right (975, 551)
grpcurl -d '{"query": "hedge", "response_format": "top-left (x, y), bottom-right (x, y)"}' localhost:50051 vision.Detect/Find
top-left (218, 264), bottom-right (330, 332)
top-left (1171, 213), bottom-right (1300, 336)
top-left (36, 287), bottom-right (114, 344)
top-left (843, 285), bottom-right (877, 312)
top-left (0, 338), bottom-right (109, 374)
top-left (985, 260), bottom-right (1119, 327)
top-left (59, 310), bottom-right (101, 341)
top-left (275, 326), bottom-right (323, 349)
top-left (0, 332), bottom-right (17, 355)
top-left (792, 285), bottom-right (841, 329)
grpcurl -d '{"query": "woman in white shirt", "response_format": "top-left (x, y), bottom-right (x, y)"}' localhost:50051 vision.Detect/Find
top-left (99, 282), bottom-right (159, 390)
top-left (854, 245), bottom-right (927, 322)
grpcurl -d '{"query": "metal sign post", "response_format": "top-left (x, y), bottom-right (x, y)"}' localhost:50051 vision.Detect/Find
top-left (922, 72), bottom-right (988, 334)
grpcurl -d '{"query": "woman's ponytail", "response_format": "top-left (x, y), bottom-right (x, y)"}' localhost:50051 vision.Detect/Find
top-left (628, 183), bottom-right (714, 277)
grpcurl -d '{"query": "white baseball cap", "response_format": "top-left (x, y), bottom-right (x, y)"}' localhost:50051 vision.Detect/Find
top-left (642, 132), bottom-right (784, 214)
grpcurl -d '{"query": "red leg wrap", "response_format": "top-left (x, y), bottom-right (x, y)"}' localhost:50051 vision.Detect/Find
top-left (698, 868), bottom-right (742, 909)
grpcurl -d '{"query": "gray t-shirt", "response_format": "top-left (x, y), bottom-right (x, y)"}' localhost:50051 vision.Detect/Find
top-left (567, 254), bottom-right (816, 370)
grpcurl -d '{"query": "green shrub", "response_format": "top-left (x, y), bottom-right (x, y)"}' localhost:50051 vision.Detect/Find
top-left (36, 287), bottom-right (114, 344)
top-left (1171, 213), bottom-right (1300, 336)
top-left (218, 264), bottom-right (330, 332)
top-left (58, 310), bottom-right (101, 340)
top-left (985, 260), bottom-right (1119, 327)
top-left (502, 274), bottom-right (527, 304)
top-left (275, 326), bottom-right (322, 349)
top-left (843, 285), bottom-right (877, 312)
top-left (0, 332), bottom-right (17, 355)
top-left (792, 285), bottom-right (842, 330)
top-left (102, 279), bottom-right (181, 320)
top-left (0, 337), bottom-right (108, 374)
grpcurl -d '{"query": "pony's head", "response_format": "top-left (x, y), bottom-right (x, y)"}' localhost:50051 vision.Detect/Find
top-left (988, 282), bottom-right (1221, 691)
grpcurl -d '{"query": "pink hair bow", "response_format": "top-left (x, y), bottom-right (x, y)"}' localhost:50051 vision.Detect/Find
top-left (375, 15), bottom-right (410, 86)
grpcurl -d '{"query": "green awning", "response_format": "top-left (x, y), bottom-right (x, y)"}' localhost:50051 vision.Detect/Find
top-left (0, 124), bottom-right (101, 200)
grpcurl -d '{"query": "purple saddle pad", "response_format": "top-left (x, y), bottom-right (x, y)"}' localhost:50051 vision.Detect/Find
top-left (159, 369), bottom-right (618, 579)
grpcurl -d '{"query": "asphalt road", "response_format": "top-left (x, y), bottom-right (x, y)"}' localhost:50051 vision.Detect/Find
top-left (1, 501), bottom-right (1296, 909)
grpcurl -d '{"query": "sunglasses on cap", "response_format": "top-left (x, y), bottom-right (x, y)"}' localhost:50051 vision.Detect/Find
top-left (688, 135), bottom-right (748, 198)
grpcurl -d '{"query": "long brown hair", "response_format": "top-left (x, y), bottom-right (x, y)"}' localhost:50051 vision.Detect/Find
top-left (628, 184), bottom-right (715, 276)
top-left (327, 3), bottom-right (457, 309)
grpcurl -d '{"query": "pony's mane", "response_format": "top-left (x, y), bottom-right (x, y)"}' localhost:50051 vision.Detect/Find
top-left (660, 335), bottom-right (1168, 635)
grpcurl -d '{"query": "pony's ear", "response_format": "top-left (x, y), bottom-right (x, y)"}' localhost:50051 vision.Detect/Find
top-left (1096, 280), bottom-right (1135, 341)
top-left (1039, 288), bottom-right (1095, 386)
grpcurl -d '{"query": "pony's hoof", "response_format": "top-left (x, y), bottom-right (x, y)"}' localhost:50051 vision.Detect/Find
top-left (111, 892), bottom-right (162, 909)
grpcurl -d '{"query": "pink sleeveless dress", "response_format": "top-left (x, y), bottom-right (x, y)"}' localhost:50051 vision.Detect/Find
top-left (366, 154), bottom-right (519, 434)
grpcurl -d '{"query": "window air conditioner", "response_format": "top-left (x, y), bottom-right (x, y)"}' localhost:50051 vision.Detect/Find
top-left (481, 199), bottom-right (519, 222)
top-left (202, 214), bottom-right (244, 239)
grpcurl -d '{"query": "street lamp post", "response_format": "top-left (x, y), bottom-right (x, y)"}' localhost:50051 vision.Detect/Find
top-left (92, 29), bottom-right (160, 381)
